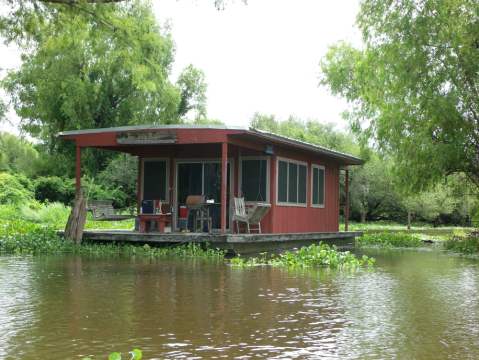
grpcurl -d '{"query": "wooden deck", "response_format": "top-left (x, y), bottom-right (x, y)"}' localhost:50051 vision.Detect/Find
top-left (70, 230), bottom-right (363, 254)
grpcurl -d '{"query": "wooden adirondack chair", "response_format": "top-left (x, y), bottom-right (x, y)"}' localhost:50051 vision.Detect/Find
top-left (232, 197), bottom-right (271, 234)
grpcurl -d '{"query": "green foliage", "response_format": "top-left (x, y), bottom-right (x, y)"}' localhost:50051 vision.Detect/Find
top-left (251, 113), bottom-right (360, 155)
top-left (82, 348), bottom-right (142, 360)
top-left (403, 183), bottom-right (456, 224)
top-left (1, 0), bottom-right (207, 176)
top-left (177, 64), bottom-right (208, 120)
top-left (0, 132), bottom-right (40, 176)
top-left (108, 353), bottom-right (121, 360)
top-left (0, 218), bottom-right (225, 258)
top-left (357, 232), bottom-right (422, 248)
top-left (0, 219), bottom-right (69, 254)
top-left (19, 201), bottom-right (70, 228)
top-left (444, 232), bottom-right (479, 254)
top-left (231, 243), bottom-right (375, 269)
top-left (0, 172), bottom-right (34, 204)
top-left (349, 155), bottom-right (404, 222)
top-left (320, 0), bottom-right (479, 190)
top-left (97, 154), bottom-right (138, 208)
top-left (33, 176), bottom-right (75, 204)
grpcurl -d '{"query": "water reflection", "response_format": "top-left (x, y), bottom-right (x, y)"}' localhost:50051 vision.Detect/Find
top-left (0, 250), bottom-right (478, 359)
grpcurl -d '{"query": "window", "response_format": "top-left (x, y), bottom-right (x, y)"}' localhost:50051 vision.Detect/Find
top-left (143, 159), bottom-right (168, 201)
top-left (277, 158), bottom-right (307, 206)
top-left (312, 165), bottom-right (325, 207)
top-left (240, 158), bottom-right (269, 202)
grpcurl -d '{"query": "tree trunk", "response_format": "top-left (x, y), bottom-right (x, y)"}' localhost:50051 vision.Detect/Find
top-left (65, 189), bottom-right (87, 244)
top-left (407, 211), bottom-right (411, 230)
top-left (360, 211), bottom-right (367, 223)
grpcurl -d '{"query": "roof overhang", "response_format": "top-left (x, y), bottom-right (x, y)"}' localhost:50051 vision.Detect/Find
top-left (58, 125), bottom-right (363, 166)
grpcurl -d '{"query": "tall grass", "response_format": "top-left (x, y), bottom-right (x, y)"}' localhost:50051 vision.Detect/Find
top-left (356, 232), bottom-right (423, 248)
top-left (0, 202), bottom-right (135, 230)
top-left (444, 233), bottom-right (479, 254)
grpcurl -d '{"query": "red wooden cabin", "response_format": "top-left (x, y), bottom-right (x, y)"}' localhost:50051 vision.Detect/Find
top-left (59, 125), bottom-right (362, 234)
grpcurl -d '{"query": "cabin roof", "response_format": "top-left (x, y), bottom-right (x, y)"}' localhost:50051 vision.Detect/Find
top-left (58, 124), bottom-right (363, 165)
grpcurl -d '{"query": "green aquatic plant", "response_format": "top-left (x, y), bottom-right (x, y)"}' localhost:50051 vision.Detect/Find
top-left (82, 348), bottom-right (142, 360)
top-left (357, 232), bottom-right (422, 248)
top-left (444, 232), bottom-right (479, 255)
top-left (0, 219), bottom-right (225, 258)
top-left (230, 243), bottom-right (375, 269)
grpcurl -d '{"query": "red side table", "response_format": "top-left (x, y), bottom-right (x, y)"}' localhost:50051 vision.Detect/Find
top-left (138, 214), bottom-right (171, 233)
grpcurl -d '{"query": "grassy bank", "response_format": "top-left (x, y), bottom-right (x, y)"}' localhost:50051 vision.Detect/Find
top-left (0, 219), bottom-right (224, 258)
top-left (356, 232), bottom-right (423, 248)
top-left (231, 243), bottom-right (375, 269)
top-left (444, 232), bottom-right (479, 255)
top-left (0, 202), bottom-right (135, 230)
top-left (341, 220), bottom-right (472, 233)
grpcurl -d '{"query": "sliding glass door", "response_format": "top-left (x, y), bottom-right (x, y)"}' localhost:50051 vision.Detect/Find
top-left (176, 161), bottom-right (231, 230)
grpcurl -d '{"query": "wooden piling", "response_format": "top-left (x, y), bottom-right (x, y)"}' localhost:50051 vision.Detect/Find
top-left (65, 189), bottom-right (87, 244)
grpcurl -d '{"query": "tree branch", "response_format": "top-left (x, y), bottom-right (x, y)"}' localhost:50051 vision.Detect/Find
top-left (39, 0), bottom-right (125, 3)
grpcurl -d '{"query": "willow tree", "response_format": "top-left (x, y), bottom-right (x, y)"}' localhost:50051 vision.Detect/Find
top-left (320, 0), bottom-right (479, 191)
top-left (0, 0), bottom-right (207, 174)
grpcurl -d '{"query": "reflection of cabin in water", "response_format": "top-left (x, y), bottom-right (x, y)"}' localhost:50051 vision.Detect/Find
top-left (59, 125), bottom-right (362, 245)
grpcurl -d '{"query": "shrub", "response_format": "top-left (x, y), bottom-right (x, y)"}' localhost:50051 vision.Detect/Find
top-left (357, 232), bottom-right (422, 247)
top-left (33, 176), bottom-right (75, 204)
top-left (0, 172), bottom-right (34, 205)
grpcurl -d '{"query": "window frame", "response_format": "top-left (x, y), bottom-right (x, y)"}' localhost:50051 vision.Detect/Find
top-left (311, 164), bottom-right (326, 208)
top-left (238, 156), bottom-right (270, 204)
top-left (276, 156), bottom-right (308, 207)
top-left (141, 158), bottom-right (170, 204)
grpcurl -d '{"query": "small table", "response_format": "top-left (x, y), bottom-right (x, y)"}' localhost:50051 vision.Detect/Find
top-left (187, 202), bottom-right (217, 233)
top-left (138, 214), bottom-right (171, 233)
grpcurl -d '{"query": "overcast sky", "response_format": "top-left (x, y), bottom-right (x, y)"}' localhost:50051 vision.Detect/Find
top-left (0, 0), bottom-right (362, 134)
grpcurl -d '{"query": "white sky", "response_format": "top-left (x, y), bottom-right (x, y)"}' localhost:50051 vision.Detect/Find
top-left (0, 0), bottom-right (362, 134)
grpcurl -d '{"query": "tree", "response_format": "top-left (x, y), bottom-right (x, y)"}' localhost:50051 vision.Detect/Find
top-left (177, 64), bottom-right (208, 120)
top-left (320, 0), bottom-right (479, 191)
top-left (403, 183), bottom-right (456, 226)
top-left (251, 113), bottom-right (360, 155)
top-left (0, 132), bottom-right (40, 176)
top-left (349, 155), bottom-right (403, 222)
top-left (1, 0), bottom-right (207, 175)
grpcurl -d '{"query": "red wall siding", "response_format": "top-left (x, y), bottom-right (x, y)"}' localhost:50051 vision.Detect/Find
top-left (262, 146), bottom-right (340, 233)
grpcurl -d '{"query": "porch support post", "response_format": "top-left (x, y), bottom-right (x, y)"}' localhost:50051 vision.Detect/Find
top-left (221, 142), bottom-right (228, 233)
top-left (345, 168), bottom-right (350, 232)
top-left (136, 157), bottom-right (142, 214)
top-left (75, 145), bottom-right (81, 196)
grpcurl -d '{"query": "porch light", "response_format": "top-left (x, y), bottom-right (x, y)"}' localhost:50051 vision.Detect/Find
top-left (264, 145), bottom-right (274, 155)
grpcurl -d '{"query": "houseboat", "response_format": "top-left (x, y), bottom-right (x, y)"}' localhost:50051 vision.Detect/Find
top-left (59, 125), bottom-right (362, 248)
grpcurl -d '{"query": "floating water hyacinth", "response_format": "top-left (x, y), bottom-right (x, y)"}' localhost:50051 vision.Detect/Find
top-left (230, 242), bottom-right (375, 269)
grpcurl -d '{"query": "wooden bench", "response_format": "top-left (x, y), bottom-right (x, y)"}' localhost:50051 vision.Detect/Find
top-left (87, 200), bottom-right (135, 221)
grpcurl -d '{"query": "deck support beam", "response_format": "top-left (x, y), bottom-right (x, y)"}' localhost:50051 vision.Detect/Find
top-left (221, 142), bottom-right (228, 233)
top-left (345, 168), bottom-right (350, 231)
top-left (75, 145), bottom-right (82, 195)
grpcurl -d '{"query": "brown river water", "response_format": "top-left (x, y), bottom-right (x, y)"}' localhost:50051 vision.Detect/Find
top-left (0, 248), bottom-right (478, 359)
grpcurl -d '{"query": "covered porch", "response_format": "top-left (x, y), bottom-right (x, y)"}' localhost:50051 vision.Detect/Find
top-left (69, 126), bottom-right (275, 234)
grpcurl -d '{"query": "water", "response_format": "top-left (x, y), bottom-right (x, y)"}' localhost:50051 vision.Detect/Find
top-left (0, 249), bottom-right (478, 359)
